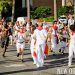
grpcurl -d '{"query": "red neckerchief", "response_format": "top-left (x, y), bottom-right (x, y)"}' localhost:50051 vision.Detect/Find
top-left (19, 32), bottom-right (24, 35)
top-left (72, 31), bottom-right (75, 35)
top-left (53, 24), bottom-right (58, 30)
top-left (63, 29), bottom-right (66, 33)
top-left (38, 27), bottom-right (43, 31)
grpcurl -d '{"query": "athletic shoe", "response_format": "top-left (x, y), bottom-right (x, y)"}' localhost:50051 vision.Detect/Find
top-left (17, 53), bottom-right (19, 57)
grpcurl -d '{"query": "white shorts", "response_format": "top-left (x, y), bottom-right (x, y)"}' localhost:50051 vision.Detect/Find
top-left (16, 42), bottom-right (25, 49)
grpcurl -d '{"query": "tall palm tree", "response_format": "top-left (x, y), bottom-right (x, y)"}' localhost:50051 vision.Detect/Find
top-left (54, 0), bottom-right (57, 20)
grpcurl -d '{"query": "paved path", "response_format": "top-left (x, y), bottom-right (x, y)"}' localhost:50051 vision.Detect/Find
top-left (0, 43), bottom-right (74, 75)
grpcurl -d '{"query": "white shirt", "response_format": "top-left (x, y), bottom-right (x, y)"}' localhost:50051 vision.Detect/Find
top-left (43, 23), bottom-right (48, 29)
top-left (70, 34), bottom-right (75, 46)
top-left (31, 34), bottom-right (35, 47)
top-left (33, 29), bottom-right (48, 45)
top-left (68, 19), bottom-right (74, 27)
top-left (26, 23), bottom-right (30, 31)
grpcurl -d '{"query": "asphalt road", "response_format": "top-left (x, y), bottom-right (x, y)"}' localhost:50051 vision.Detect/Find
top-left (0, 43), bottom-right (74, 75)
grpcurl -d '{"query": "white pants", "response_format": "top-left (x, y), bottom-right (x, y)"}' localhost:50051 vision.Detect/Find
top-left (36, 43), bottom-right (45, 67)
top-left (60, 41), bottom-right (66, 51)
top-left (16, 42), bottom-right (25, 53)
top-left (68, 44), bottom-right (75, 66)
top-left (30, 45), bottom-right (37, 64)
top-left (51, 36), bottom-right (57, 52)
top-left (9, 35), bottom-right (13, 45)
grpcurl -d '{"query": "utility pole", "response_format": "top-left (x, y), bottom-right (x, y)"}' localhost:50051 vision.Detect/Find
top-left (11, 0), bottom-right (15, 22)
top-left (27, 0), bottom-right (30, 21)
top-left (54, 0), bottom-right (57, 20)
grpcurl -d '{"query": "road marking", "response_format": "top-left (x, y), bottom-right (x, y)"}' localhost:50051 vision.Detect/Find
top-left (3, 64), bottom-right (25, 67)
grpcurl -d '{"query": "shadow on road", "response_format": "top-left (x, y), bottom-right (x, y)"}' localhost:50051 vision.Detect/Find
top-left (0, 67), bottom-right (48, 75)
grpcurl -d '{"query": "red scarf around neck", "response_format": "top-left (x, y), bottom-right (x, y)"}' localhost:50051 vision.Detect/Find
top-left (38, 27), bottom-right (43, 31)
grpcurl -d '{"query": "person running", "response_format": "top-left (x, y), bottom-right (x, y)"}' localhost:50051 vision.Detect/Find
top-left (8, 22), bottom-right (13, 45)
top-left (0, 23), bottom-right (9, 57)
top-left (16, 26), bottom-right (27, 62)
top-left (33, 22), bottom-right (48, 68)
top-left (68, 23), bottom-right (75, 67)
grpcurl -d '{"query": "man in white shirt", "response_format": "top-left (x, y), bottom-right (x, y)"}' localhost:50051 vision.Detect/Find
top-left (33, 22), bottom-right (48, 68)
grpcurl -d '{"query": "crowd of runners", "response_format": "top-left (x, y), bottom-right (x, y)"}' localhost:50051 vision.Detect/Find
top-left (0, 14), bottom-right (75, 68)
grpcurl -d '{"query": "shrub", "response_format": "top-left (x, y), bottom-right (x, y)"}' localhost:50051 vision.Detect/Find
top-left (31, 6), bottom-right (51, 18)
top-left (58, 6), bottom-right (69, 17)
top-left (40, 16), bottom-right (54, 22)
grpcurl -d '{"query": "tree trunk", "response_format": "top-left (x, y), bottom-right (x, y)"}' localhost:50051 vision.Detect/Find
top-left (11, 0), bottom-right (15, 22)
top-left (74, 0), bottom-right (75, 20)
top-left (27, 0), bottom-right (30, 21)
top-left (62, 0), bottom-right (66, 6)
top-left (54, 0), bottom-right (57, 20)
top-left (0, 11), bottom-right (1, 20)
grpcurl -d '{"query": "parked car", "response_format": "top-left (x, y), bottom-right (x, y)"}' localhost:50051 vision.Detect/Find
top-left (58, 15), bottom-right (67, 24)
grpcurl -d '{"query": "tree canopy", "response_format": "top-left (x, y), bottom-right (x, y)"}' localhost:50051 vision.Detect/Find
top-left (0, 0), bottom-right (12, 12)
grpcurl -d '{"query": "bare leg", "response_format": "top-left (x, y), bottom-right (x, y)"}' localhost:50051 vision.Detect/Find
top-left (2, 45), bottom-right (7, 57)
top-left (17, 48), bottom-right (20, 57)
top-left (20, 49), bottom-right (24, 62)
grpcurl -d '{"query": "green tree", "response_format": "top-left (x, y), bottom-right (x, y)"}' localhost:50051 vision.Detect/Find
top-left (58, 6), bottom-right (69, 17)
top-left (0, 0), bottom-right (12, 19)
top-left (31, 6), bottom-right (51, 18)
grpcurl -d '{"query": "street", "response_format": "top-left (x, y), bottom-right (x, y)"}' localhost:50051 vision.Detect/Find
top-left (0, 43), bottom-right (74, 75)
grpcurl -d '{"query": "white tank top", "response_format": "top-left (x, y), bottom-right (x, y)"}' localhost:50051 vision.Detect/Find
top-left (17, 32), bottom-right (25, 43)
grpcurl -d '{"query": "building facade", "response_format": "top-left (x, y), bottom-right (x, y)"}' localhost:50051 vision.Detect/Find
top-left (15, 0), bottom-right (62, 15)
top-left (15, 0), bottom-right (74, 16)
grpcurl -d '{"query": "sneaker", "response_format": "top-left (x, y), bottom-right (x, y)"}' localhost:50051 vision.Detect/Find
top-left (33, 62), bottom-right (36, 65)
top-left (17, 53), bottom-right (19, 57)
top-left (21, 59), bottom-right (24, 62)
top-left (59, 49), bottom-right (61, 52)
top-left (2, 54), bottom-right (5, 57)
top-left (61, 51), bottom-right (64, 54)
